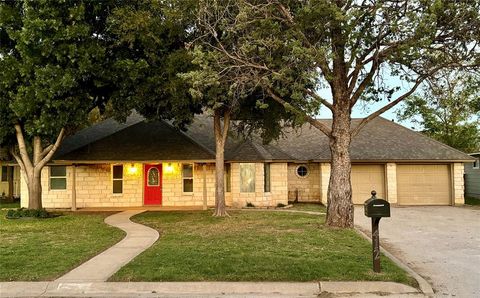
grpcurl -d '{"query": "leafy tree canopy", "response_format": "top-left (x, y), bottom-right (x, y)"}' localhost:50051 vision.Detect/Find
top-left (398, 71), bottom-right (480, 153)
top-left (0, 0), bottom-right (115, 147)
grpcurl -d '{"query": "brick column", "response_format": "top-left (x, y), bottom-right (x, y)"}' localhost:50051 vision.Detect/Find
top-left (452, 162), bottom-right (464, 205)
top-left (319, 163), bottom-right (330, 205)
top-left (385, 163), bottom-right (397, 204)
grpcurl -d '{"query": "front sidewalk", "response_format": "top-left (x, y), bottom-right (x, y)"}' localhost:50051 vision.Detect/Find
top-left (0, 281), bottom-right (423, 297)
top-left (57, 210), bottom-right (159, 282)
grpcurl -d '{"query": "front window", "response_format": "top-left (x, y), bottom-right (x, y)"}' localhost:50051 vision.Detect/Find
top-left (50, 166), bottom-right (67, 190)
top-left (240, 163), bottom-right (255, 193)
top-left (1, 166), bottom-right (7, 182)
top-left (296, 165), bottom-right (309, 178)
top-left (182, 164), bottom-right (193, 192)
top-left (112, 165), bottom-right (123, 194)
top-left (264, 163), bottom-right (271, 192)
top-left (147, 167), bottom-right (159, 186)
top-left (225, 163), bottom-right (231, 192)
top-left (474, 158), bottom-right (480, 169)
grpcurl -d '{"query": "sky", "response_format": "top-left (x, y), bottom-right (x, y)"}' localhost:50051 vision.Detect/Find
top-left (314, 74), bottom-right (419, 130)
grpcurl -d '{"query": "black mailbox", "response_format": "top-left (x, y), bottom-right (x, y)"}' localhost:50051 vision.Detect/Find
top-left (364, 190), bottom-right (390, 218)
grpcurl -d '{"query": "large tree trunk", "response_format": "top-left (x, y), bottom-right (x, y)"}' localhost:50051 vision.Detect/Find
top-left (212, 109), bottom-right (231, 217)
top-left (326, 103), bottom-right (354, 228)
top-left (10, 124), bottom-right (65, 210)
top-left (27, 171), bottom-right (42, 209)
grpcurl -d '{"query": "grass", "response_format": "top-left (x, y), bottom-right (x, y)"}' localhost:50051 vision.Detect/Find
top-left (290, 202), bottom-right (326, 212)
top-left (111, 211), bottom-right (416, 287)
top-left (0, 201), bottom-right (20, 209)
top-left (0, 211), bottom-right (125, 281)
top-left (465, 197), bottom-right (480, 205)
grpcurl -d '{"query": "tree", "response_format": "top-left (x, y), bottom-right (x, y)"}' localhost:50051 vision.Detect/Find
top-left (398, 72), bottom-right (480, 153)
top-left (109, 0), bottom-right (296, 216)
top-left (0, 0), bottom-right (114, 209)
top-left (192, 0), bottom-right (480, 227)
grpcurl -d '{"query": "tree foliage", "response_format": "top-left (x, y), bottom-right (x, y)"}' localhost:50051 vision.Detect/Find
top-left (0, 0), bottom-right (116, 208)
top-left (190, 0), bottom-right (480, 227)
top-left (399, 72), bottom-right (480, 153)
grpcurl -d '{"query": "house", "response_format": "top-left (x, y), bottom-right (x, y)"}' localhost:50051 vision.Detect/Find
top-left (14, 112), bottom-right (474, 209)
top-left (0, 148), bottom-right (21, 200)
top-left (465, 152), bottom-right (480, 199)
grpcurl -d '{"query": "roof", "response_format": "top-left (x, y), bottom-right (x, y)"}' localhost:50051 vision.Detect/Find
top-left (52, 113), bottom-right (474, 163)
top-left (273, 118), bottom-right (474, 162)
top-left (54, 114), bottom-right (215, 162)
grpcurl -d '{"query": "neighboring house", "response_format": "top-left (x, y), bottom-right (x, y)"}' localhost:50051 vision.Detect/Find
top-left (15, 112), bottom-right (473, 209)
top-left (465, 153), bottom-right (480, 199)
top-left (0, 148), bottom-right (21, 199)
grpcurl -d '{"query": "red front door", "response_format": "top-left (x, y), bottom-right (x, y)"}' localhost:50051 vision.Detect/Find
top-left (144, 164), bottom-right (162, 205)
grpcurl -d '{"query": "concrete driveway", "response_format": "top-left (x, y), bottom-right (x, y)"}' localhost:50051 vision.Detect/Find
top-left (354, 206), bottom-right (480, 297)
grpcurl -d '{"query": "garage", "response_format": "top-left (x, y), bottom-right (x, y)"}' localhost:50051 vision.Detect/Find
top-left (397, 164), bottom-right (451, 205)
top-left (351, 164), bottom-right (385, 204)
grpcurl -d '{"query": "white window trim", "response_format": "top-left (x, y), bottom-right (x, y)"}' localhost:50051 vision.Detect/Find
top-left (49, 166), bottom-right (67, 191)
top-left (295, 164), bottom-right (309, 178)
top-left (182, 163), bottom-right (194, 194)
top-left (112, 164), bottom-right (123, 195)
top-left (473, 158), bottom-right (480, 169)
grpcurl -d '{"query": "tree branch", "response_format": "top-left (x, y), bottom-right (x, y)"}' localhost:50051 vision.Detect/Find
top-left (305, 89), bottom-right (333, 111)
top-left (351, 77), bottom-right (425, 136)
top-left (266, 87), bottom-right (332, 137)
top-left (9, 147), bottom-right (29, 183)
top-left (13, 124), bottom-right (33, 171)
top-left (37, 128), bottom-right (65, 169)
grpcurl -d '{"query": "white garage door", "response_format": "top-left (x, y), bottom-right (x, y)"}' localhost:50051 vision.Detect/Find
top-left (397, 165), bottom-right (451, 205)
top-left (351, 165), bottom-right (385, 204)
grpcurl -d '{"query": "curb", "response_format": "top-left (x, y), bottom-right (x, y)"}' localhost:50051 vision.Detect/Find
top-left (0, 281), bottom-right (423, 297)
top-left (355, 226), bottom-right (434, 296)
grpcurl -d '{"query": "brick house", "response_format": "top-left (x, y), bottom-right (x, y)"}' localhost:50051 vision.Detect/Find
top-left (16, 112), bottom-right (474, 209)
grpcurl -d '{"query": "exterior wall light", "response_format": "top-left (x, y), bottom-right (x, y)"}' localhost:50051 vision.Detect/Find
top-left (127, 163), bottom-right (138, 175)
top-left (164, 163), bottom-right (174, 174)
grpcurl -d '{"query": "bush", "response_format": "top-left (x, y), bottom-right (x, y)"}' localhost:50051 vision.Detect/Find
top-left (246, 202), bottom-right (255, 208)
top-left (276, 203), bottom-right (286, 208)
top-left (5, 208), bottom-right (52, 219)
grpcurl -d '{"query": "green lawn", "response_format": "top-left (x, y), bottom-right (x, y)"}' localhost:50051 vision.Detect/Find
top-left (465, 197), bottom-right (480, 205)
top-left (0, 211), bottom-right (124, 281)
top-left (290, 202), bottom-right (326, 212)
top-left (0, 201), bottom-right (20, 209)
top-left (111, 211), bottom-right (416, 287)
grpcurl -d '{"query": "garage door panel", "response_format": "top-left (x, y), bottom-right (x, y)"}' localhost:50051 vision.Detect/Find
top-left (352, 165), bottom-right (385, 204)
top-left (397, 165), bottom-right (451, 205)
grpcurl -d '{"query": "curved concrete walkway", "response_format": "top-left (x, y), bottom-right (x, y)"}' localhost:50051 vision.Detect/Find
top-left (56, 210), bottom-right (159, 282)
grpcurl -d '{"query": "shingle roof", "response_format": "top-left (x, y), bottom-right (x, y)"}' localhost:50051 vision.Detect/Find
top-left (53, 113), bottom-right (474, 162)
top-left (274, 118), bottom-right (474, 161)
top-left (55, 115), bottom-right (215, 162)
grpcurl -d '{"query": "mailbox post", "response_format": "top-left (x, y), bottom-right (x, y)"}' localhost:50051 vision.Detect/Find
top-left (364, 190), bottom-right (390, 273)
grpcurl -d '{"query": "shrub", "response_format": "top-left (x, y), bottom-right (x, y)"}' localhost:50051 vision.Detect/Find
top-left (246, 202), bottom-right (255, 208)
top-left (5, 208), bottom-right (52, 219)
top-left (276, 203), bottom-right (286, 208)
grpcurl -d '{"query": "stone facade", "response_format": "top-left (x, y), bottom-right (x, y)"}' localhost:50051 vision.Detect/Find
top-left (319, 163), bottom-right (330, 205)
top-left (19, 161), bottom-right (465, 208)
top-left (287, 163), bottom-right (321, 202)
top-left (385, 163), bottom-right (397, 204)
top-left (21, 162), bottom-right (289, 209)
top-left (452, 162), bottom-right (464, 205)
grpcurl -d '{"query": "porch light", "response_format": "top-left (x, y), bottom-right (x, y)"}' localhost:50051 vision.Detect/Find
top-left (165, 163), bottom-right (174, 173)
top-left (127, 163), bottom-right (138, 175)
